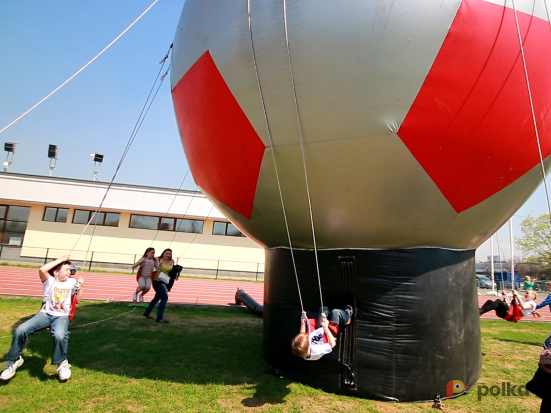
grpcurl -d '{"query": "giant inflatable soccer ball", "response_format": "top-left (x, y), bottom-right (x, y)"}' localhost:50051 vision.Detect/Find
top-left (171, 0), bottom-right (551, 401)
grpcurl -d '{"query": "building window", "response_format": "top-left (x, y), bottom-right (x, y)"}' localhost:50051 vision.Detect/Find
top-left (129, 215), bottom-right (158, 230)
top-left (72, 210), bottom-right (120, 227)
top-left (103, 213), bottom-right (120, 227)
top-left (129, 215), bottom-right (204, 233)
top-left (212, 221), bottom-right (245, 237)
top-left (175, 218), bottom-right (203, 234)
top-left (160, 217), bottom-right (175, 231)
top-left (0, 204), bottom-right (30, 246)
top-left (43, 207), bottom-right (69, 223)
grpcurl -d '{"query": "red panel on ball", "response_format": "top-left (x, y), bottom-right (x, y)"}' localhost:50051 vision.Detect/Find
top-left (398, 0), bottom-right (551, 213)
top-left (172, 51), bottom-right (266, 219)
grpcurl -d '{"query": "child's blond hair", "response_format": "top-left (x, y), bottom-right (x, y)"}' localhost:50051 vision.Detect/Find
top-left (291, 333), bottom-right (310, 358)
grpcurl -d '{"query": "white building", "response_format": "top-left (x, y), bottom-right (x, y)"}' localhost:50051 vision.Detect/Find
top-left (0, 172), bottom-right (265, 277)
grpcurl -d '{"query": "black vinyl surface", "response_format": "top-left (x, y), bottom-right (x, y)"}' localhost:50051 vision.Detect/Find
top-left (263, 247), bottom-right (481, 402)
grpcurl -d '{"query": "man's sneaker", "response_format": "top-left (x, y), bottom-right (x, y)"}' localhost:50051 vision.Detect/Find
top-left (345, 305), bottom-right (354, 321)
top-left (57, 360), bottom-right (71, 382)
top-left (0, 356), bottom-right (24, 381)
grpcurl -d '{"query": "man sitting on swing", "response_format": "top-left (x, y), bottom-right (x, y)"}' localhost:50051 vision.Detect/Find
top-left (479, 289), bottom-right (540, 322)
top-left (291, 305), bottom-right (353, 361)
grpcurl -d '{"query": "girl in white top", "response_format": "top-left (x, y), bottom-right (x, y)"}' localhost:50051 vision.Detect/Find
top-left (132, 248), bottom-right (158, 303)
top-left (520, 290), bottom-right (538, 317)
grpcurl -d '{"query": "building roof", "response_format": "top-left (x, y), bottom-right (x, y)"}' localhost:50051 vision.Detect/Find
top-left (0, 172), bottom-right (226, 219)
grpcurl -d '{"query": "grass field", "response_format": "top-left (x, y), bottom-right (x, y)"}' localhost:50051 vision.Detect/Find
top-left (0, 296), bottom-right (548, 412)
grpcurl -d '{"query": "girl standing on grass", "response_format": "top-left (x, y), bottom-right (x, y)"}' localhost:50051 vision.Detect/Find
top-left (132, 248), bottom-right (158, 303)
top-left (143, 248), bottom-right (174, 323)
top-left (524, 276), bottom-right (536, 290)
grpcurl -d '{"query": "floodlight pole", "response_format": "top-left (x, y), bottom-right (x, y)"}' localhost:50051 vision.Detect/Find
top-left (509, 218), bottom-right (515, 290)
top-left (49, 159), bottom-right (57, 176)
top-left (490, 235), bottom-right (495, 293)
top-left (3, 152), bottom-right (13, 172)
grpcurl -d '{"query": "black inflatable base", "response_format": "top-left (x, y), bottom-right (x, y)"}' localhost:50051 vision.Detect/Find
top-left (263, 247), bottom-right (481, 402)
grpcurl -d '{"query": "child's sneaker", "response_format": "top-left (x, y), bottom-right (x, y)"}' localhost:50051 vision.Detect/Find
top-left (57, 360), bottom-right (71, 382)
top-left (132, 293), bottom-right (137, 302)
top-left (0, 356), bottom-right (24, 380)
top-left (139, 295), bottom-right (144, 303)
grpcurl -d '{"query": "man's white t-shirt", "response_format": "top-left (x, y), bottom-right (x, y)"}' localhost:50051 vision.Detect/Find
top-left (40, 277), bottom-right (77, 317)
top-left (305, 327), bottom-right (333, 361)
top-left (521, 300), bottom-right (537, 317)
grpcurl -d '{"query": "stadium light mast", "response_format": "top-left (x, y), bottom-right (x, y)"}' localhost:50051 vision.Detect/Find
top-left (47, 144), bottom-right (60, 176)
top-left (90, 152), bottom-right (104, 181)
top-left (3, 142), bottom-right (17, 172)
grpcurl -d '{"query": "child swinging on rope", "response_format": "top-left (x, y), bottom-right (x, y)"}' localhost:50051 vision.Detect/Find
top-left (291, 305), bottom-right (353, 361)
top-left (0, 255), bottom-right (84, 382)
top-left (479, 289), bottom-right (541, 322)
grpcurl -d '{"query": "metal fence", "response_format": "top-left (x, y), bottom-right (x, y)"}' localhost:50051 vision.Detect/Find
top-left (0, 245), bottom-right (265, 282)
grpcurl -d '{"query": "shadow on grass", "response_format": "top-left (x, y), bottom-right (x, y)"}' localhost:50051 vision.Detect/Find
top-left (4, 301), bottom-right (291, 406)
top-left (21, 354), bottom-right (58, 382)
top-left (495, 337), bottom-right (543, 347)
top-left (0, 353), bottom-right (57, 387)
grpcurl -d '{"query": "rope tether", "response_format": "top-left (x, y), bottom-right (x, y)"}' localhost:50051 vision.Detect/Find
top-left (148, 170), bottom-right (191, 248)
top-left (177, 200), bottom-right (215, 261)
top-left (71, 45), bottom-right (173, 263)
top-left (169, 187), bottom-right (210, 251)
top-left (0, 0), bottom-right (160, 136)
top-left (512, 0), bottom-right (551, 222)
top-left (283, 0), bottom-right (324, 310)
top-left (72, 307), bottom-right (137, 329)
top-left (247, 0), bottom-right (304, 313)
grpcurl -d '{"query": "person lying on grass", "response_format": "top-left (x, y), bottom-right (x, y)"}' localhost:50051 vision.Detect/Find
top-left (479, 289), bottom-right (541, 322)
top-left (291, 306), bottom-right (353, 361)
top-left (0, 255), bottom-right (84, 382)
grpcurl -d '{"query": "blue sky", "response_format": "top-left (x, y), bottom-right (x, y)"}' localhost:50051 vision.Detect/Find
top-left (0, 0), bottom-right (187, 186)
top-left (0, 0), bottom-right (549, 262)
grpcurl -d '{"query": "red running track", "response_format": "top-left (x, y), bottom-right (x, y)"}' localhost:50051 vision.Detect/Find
top-left (0, 267), bottom-right (550, 322)
top-left (0, 267), bottom-right (263, 307)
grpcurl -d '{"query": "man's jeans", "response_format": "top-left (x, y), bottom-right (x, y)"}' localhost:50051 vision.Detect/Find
top-left (6, 312), bottom-right (69, 365)
top-left (316, 306), bottom-right (351, 328)
top-left (144, 281), bottom-right (168, 321)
